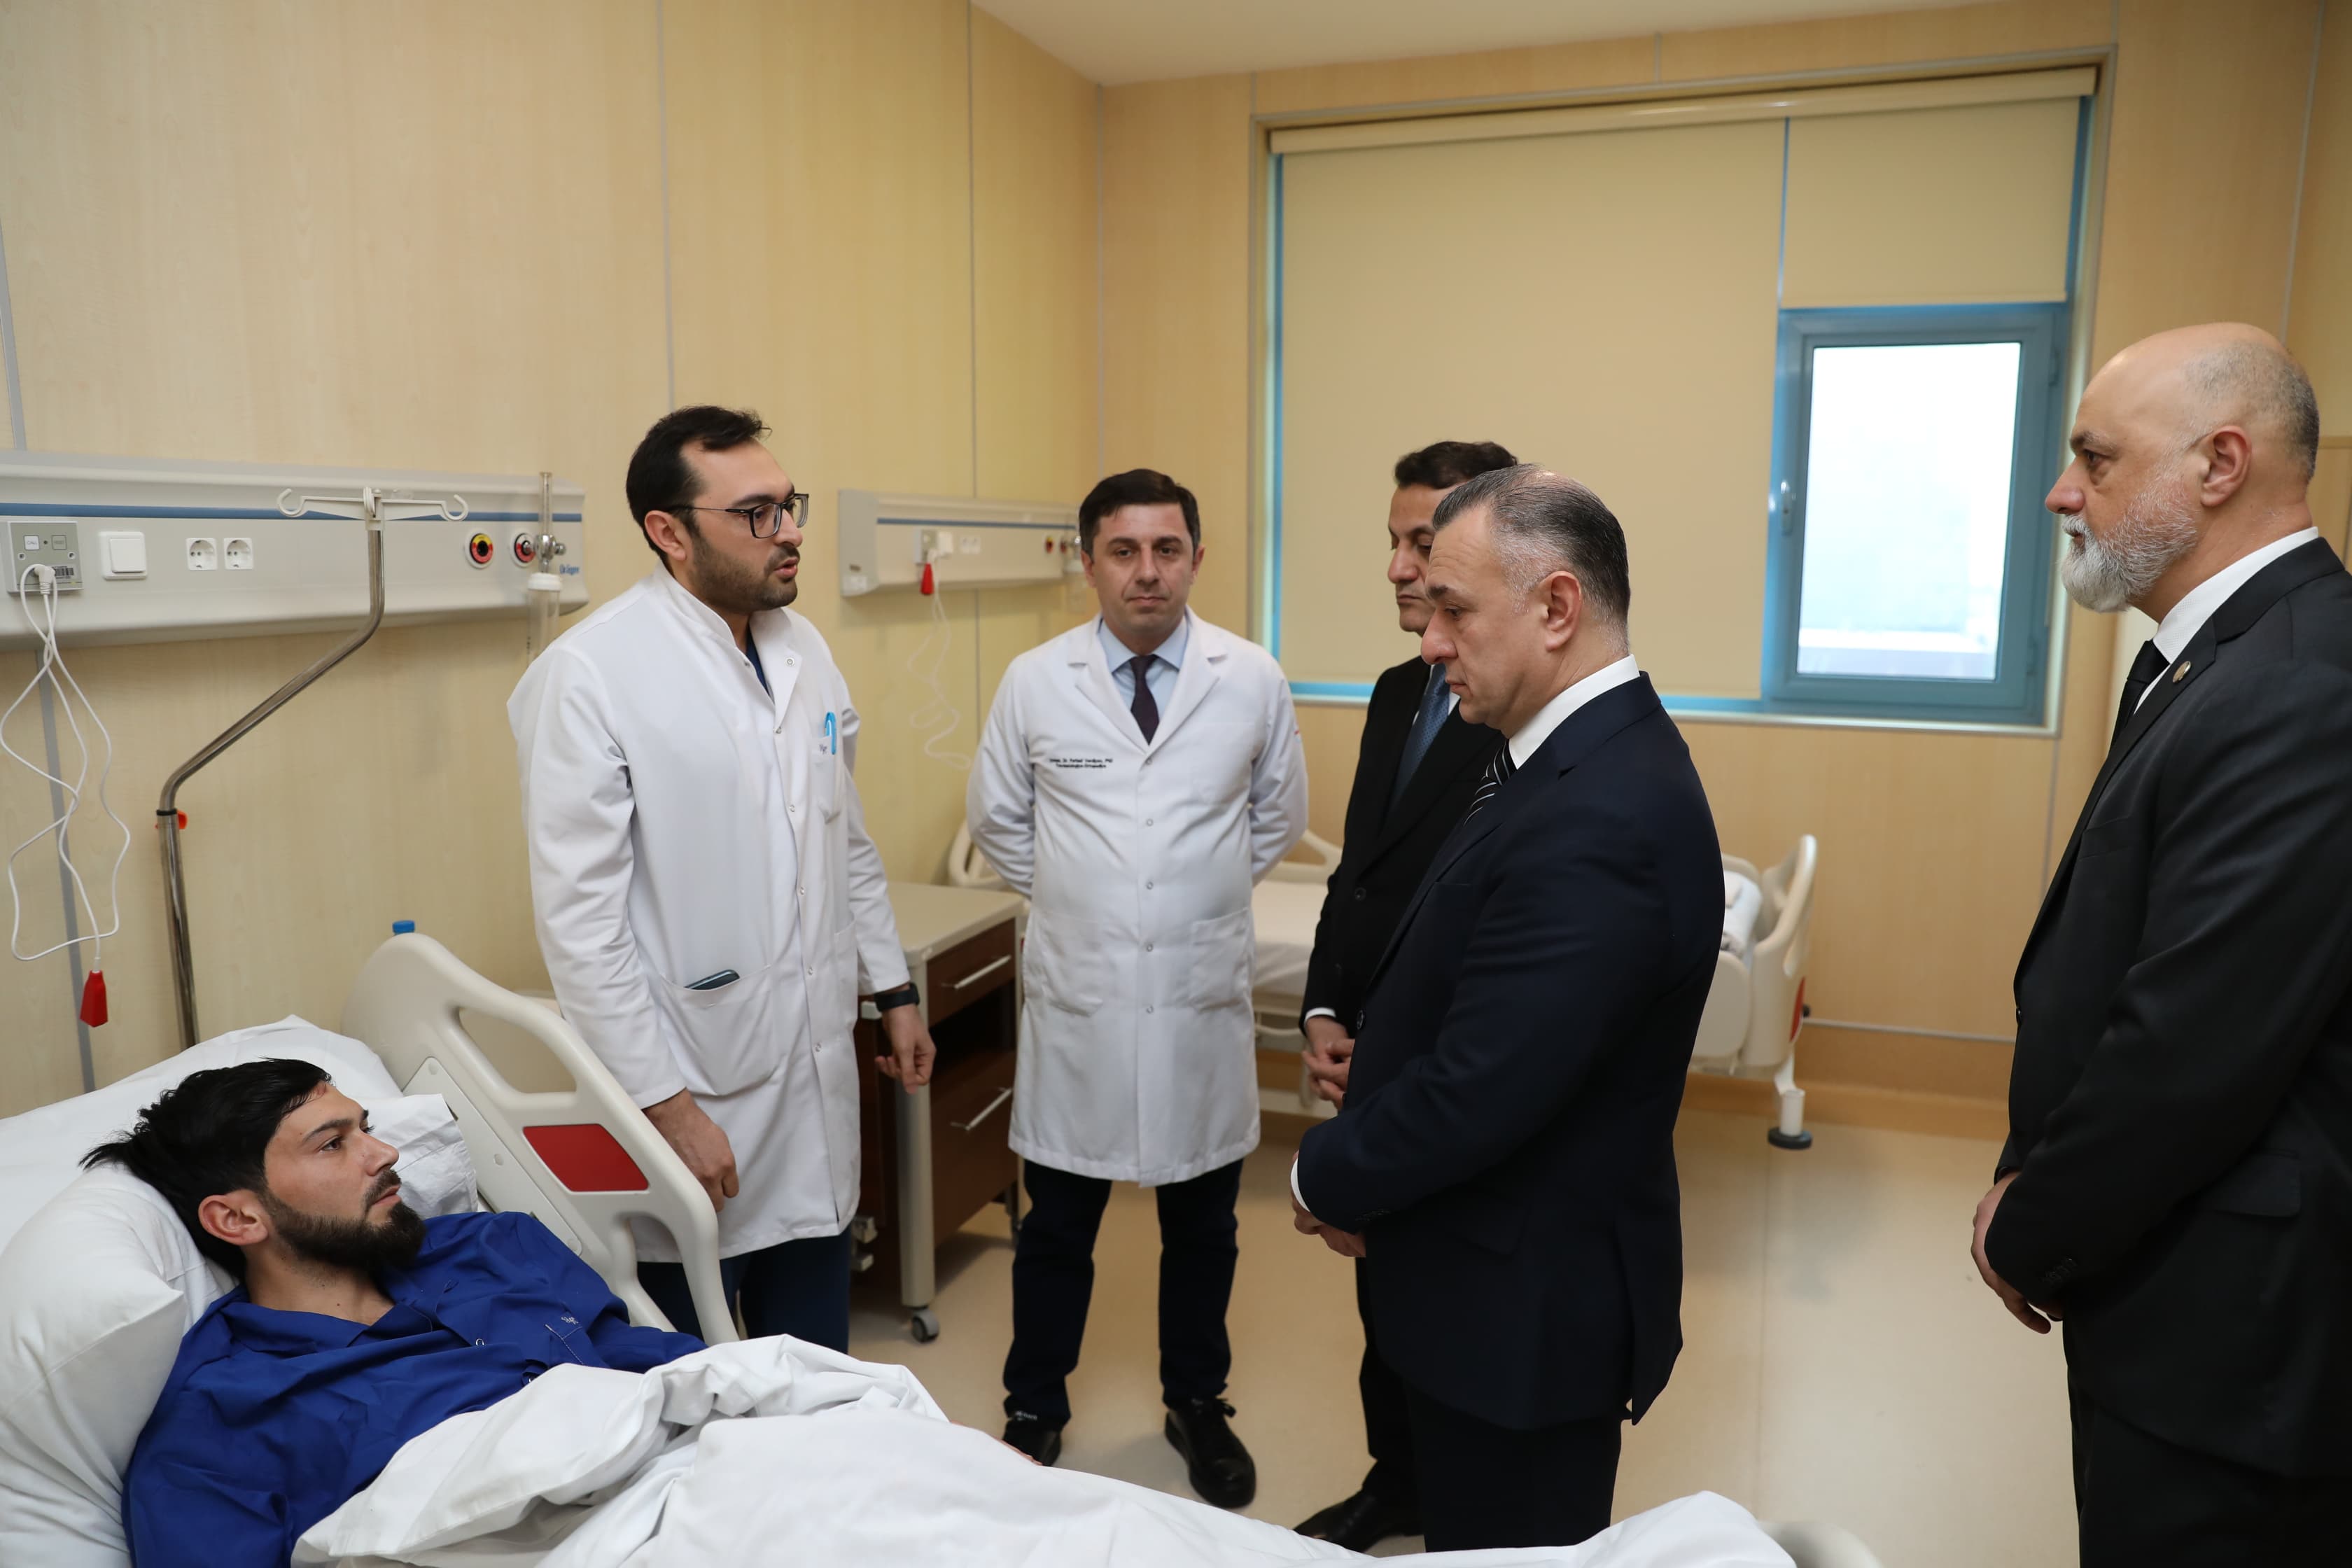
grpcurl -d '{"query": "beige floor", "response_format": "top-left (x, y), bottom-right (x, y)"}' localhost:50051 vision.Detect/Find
top-left (848, 1110), bottom-right (2078, 1567)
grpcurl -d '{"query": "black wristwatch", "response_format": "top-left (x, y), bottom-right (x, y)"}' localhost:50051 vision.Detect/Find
top-left (871, 981), bottom-right (920, 1013)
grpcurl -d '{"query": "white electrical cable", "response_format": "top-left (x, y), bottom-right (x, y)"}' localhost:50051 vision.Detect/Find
top-left (3, 563), bottom-right (131, 965)
top-left (906, 586), bottom-right (972, 771)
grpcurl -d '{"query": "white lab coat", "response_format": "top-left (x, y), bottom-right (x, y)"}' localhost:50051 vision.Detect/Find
top-left (969, 611), bottom-right (1307, 1184)
top-left (508, 570), bottom-right (909, 1259)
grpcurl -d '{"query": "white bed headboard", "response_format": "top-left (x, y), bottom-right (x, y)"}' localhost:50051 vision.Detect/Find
top-left (340, 934), bottom-right (736, 1343)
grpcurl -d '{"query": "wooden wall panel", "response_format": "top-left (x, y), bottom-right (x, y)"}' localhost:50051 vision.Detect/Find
top-left (973, 8), bottom-right (1101, 505)
top-left (668, 0), bottom-right (974, 887)
top-left (969, 8), bottom-right (1105, 859)
top-left (1682, 722), bottom-right (2052, 1041)
top-left (1294, 703), bottom-right (1366, 846)
top-left (2094, 0), bottom-right (2321, 360)
top-left (1658, 0), bottom-right (2112, 82)
top-left (2287, 3), bottom-right (2351, 424)
top-left (0, 0), bottom-right (1104, 1113)
top-left (0, 0), bottom-right (669, 1114)
top-left (1100, 74), bottom-right (1255, 635)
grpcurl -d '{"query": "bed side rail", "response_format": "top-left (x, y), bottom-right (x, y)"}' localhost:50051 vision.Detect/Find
top-left (340, 933), bottom-right (736, 1344)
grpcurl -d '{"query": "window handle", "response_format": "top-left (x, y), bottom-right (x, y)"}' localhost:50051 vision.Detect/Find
top-left (1777, 479), bottom-right (1799, 536)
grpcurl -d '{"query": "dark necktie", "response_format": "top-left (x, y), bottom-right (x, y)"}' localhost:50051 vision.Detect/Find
top-left (1127, 654), bottom-right (1159, 743)
top-left (1390, 662), bottom-right (1451, 808)
top-left (2112, 638), bottom-right (2166, 744)
top-left (1464, 741), bottom-right (1516, 822)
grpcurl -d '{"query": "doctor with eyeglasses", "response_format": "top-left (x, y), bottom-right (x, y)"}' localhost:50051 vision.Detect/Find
top-left (509, 404), bottom-right (934, 1352)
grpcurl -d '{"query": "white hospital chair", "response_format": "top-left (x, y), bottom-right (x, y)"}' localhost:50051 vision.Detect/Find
top-left (1690, 835), bottom-right (1819, 1149)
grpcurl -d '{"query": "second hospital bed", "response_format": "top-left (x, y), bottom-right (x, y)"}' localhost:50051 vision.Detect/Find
top-left (953, 825), bottom-right (1821, 1143)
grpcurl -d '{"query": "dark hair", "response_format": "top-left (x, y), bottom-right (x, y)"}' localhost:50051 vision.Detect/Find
top-left (83, 1059), bottom-right (332, 1277)
top-left (1078, 468), bottom-right (1200, 556)
top-left (1394, 440), bottom-right (1518, 491)
top-left (1433, 464), bottom-right (1632, 626)
top-left (624, 405), bottom-right (771, 556)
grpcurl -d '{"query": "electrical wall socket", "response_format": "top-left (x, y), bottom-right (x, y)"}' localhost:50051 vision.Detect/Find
top-left (185, 537), bottom-right (218, 570)
top-left (223, 537), bottom-right (253, 570)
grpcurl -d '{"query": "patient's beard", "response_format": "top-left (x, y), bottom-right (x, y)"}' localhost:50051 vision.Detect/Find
top-left (265, 1177), bottom-right (427, 1273)
top-left (2059, 475), bottom-right (2199, 613)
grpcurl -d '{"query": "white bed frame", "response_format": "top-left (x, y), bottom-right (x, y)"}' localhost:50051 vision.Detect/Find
top-left (1690, 836), bottom-right (1819, 1149)
top-left (341, 932), bottom-right (737, 1343)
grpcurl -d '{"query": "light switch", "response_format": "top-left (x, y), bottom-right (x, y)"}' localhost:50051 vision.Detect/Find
top-left (100, 531), bottom-right (148, 580)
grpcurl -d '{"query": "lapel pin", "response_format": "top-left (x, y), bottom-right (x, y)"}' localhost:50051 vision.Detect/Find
top-left (2173, 660), bottom-right (2191, 682)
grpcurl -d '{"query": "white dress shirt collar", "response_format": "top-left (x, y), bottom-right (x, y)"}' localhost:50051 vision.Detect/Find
top-left (2151, 528), bottom-right (2321, 663)
top-left (1096, 612), bottom-right (1187, 673)
top-left (1506, 654), bottom-right (1643, 769)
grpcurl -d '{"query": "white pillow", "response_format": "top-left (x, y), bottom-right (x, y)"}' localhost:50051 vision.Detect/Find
top-left (0, 1018), bottom-right (400, 1255)
top-left (0, 1021), bottom-right (477, 1568)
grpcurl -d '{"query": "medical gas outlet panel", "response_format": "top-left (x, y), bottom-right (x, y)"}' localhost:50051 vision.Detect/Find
top-left (836, 489), bottom-right (1083, 597)
top-left (0, 453), bottom-right (588, 650)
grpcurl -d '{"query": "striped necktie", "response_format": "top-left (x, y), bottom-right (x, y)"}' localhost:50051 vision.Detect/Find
top-left (1464, 741), bottom-right (1516, 822)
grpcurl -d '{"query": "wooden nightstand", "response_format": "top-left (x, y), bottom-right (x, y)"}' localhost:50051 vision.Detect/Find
top-left (854, 881), bottom-right (1024, 1342)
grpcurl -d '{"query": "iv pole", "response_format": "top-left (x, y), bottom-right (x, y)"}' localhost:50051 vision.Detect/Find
top-left (159, 484), bottom-right (468, 1050)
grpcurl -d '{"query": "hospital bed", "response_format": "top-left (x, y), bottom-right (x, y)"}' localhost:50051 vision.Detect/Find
top-left (951, 827), bottom-right (1821, 1143)
top-left (0, 930), bottom-right (1880, 1568)
top-left (0, 932), bottom-right (732, 1568)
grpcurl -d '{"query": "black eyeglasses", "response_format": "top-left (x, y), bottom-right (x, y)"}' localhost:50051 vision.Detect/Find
top-left (672, 491), bottom-right (807, 539)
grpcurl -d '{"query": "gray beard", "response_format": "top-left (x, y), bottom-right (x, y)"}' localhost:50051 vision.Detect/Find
top-left (2059, 478), bottom-right (2199, 613)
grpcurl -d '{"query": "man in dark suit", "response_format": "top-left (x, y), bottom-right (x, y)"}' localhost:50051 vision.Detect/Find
top-left (1292, 439), bottom-right (1516, 1552)
top-left (1290, 465), bottom-right (1722, 1550)
top-left (1976, 323), bottom-right (2352, 1565)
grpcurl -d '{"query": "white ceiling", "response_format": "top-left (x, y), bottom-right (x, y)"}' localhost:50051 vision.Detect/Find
top-left (974, 0), bottom-right (1968, 87)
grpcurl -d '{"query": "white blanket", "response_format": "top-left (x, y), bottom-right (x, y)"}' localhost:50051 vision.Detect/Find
top-left (295, 1338), bottom-right (1791, 1568)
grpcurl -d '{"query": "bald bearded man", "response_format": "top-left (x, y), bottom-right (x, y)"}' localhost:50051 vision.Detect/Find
top-left (1975, 324), bottom-right (2351, 1564)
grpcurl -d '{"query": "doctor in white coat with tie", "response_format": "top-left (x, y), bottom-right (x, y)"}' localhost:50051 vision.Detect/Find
top-left (969, 468), bottom-right (1306, 1506)
top-left (510, 405), bottom-right (934, 1354)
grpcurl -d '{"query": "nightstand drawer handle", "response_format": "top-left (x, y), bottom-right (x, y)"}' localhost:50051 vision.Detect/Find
top-left (951, 1087), bottom-right (1014, 1133)
top-left (952, 955), bottom-right (1012, 990)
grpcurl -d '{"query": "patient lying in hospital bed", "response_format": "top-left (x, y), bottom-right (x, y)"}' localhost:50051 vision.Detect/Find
top-left (68, 1057), bottom-right (1786, 1568)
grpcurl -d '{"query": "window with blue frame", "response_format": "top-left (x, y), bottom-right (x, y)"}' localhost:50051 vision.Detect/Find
top-left (1762, 306), bottom-right (2067, 724)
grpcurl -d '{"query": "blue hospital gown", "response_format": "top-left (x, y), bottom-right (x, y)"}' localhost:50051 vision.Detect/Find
top-left (124, 1210), bottom-right (703, 1568)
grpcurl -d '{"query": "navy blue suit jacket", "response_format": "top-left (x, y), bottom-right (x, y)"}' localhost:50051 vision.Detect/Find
top-left (1296, 674), bottom-right (1721, 1431)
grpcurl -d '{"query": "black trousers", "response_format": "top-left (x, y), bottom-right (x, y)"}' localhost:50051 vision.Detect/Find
top-left (1353, 1259), bottom-right (1419, 1508)
top-left (638, 1227), bottom-right (853, 1350)
top-left (1002, 1156), bottom-right (1243, 1425)
top-left (2071, 1373), bottom-right (2339, 1565)
top-left (1403, 1380), bottom-right (1620, 1551)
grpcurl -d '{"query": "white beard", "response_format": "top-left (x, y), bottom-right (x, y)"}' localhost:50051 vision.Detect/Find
top-left (2058, 476), bottom-right (2199, 613)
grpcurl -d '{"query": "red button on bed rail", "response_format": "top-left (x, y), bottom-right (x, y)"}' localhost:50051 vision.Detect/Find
top-left (522, 1124), bottom-right (649, 1192)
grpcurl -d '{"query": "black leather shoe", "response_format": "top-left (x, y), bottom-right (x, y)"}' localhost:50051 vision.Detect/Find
top-left (1296, 1488), bottom-right (1421, 1551)
top-left (1002, 1410), bottom-right (1063, 1466)
top-left (1164, 1397), bottom-right (1256, 1509)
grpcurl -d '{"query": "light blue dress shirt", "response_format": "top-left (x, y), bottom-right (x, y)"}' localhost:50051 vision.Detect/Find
top-left (1098, 614), bottom-right (1187, 720)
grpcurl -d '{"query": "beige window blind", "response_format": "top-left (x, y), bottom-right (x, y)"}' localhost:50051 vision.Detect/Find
top-left (1272, 68), bottom-right (2087, 699)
